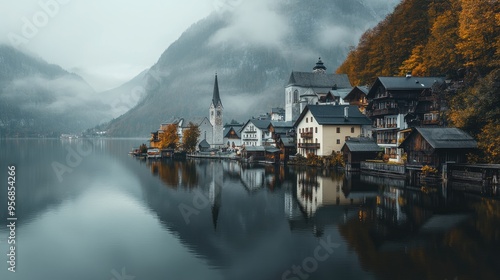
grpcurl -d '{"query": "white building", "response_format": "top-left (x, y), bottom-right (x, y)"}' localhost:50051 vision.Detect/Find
top-left (240, 119), bottom-right (271, 147)
top-left (285, 58), bottom-right (353, 122)
top-left (295, 105), bottom-right (372, 156)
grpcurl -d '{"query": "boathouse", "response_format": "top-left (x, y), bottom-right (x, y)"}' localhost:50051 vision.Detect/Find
top-left (342, 138), bottom-right (381, 171)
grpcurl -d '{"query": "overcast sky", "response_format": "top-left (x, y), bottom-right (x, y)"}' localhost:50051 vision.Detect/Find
top-left (0, 0), bottom-right (221, 91)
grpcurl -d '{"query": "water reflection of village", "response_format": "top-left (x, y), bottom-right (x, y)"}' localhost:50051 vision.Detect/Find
top-left (140, 159), bottom-right (500, 279)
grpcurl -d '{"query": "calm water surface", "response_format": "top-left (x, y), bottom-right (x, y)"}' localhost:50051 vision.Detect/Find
top-left (0, 139), bottom-right (499, 280)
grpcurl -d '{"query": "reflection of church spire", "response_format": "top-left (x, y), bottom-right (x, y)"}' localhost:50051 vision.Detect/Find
top-left (209, 163), bottom-right (222, 230)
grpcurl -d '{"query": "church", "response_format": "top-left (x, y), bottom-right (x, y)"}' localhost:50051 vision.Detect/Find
top-left (150, 74), bottom-right (225, 150)
top-left (209, 74), bottom-right (224, 148)
top-left (285, 58), bottom-right (352, 122)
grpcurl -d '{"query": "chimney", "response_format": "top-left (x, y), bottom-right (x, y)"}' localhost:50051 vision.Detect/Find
top-left (344, 106), bottom-right (349, 120)
top-left (406, 71), bottom-right (412, 78)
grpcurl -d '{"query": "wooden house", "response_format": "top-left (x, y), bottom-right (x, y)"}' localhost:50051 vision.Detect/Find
top-left (342, 138), bottom-right (381, 171)
top-left (344, 86), bottom-right (369, 114)
top-left (399, 127), bottom-right (477, 168)
top-left (366, 75), bottom-right (446, 162)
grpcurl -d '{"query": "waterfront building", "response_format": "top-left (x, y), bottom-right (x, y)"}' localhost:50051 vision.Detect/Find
top-left (294, 105), bottom-right (372, 157)
top-left (240, 119), bottom-right (271, 147)
top-left (342, 138), bottom-right (381, 171)
top-left (366, 75), bottom-right (446, 162)
top-left (399, 127), bottom-right (477, 168)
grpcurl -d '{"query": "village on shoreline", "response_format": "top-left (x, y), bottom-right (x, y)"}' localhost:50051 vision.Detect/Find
top-left (134, 58), bottom-right (499, 193)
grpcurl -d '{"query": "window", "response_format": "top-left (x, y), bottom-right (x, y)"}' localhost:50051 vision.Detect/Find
top-left (315, 127), bottom-right (318, 133)
top-left (315, 138), bottom-right (318, 143)
top-left (351, 127), bottom-right (355, 133)
top-left (336, 127), bottom-right (340, 133)
top-left (337, 139), bottom-right (341, 144)
top-left (311, 117), bottom-right (314, 122)
top-left (293, 90), bottom-right (299, 103)
top-left (306, 118), bottom-right (308, 123)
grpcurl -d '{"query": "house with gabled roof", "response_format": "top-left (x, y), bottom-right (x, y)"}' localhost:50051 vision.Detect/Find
top-left (366, 75), bottom-right (446, 162)
top-left (342, 137), bottom-right (381, 171)
top-left (240, 119), bottom-right (271, 147)
top-left (294, 105), bottom-right (372, 157)
top-left (223, 123), bottom-right (242, 148)
top-left (399, 127), bottom-right (477, 167)
top-left (344, 86), bottom-right (369, 114)
top-left (285, 58), bottom-right (352, 122)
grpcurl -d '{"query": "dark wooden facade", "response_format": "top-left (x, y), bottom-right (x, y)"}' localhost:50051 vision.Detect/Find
top-left (399, 128), bottom-right (477, 168)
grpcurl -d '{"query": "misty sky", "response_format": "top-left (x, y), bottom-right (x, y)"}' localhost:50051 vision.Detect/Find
top-left (1, 0), bottom-right (399, 92)
top-left (0, 0), bottom-right (219, 91)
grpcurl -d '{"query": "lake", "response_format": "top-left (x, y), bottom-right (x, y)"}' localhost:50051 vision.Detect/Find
top-left (0, 138), bottom-right (499, 280)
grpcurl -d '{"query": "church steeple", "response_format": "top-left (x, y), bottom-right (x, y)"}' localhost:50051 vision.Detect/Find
top-left (209, 73), bottom-right (224, 147)
top-left (211, 74), bottom-right (223, 108)
top-left (312, 57), bottom-right (327, 73)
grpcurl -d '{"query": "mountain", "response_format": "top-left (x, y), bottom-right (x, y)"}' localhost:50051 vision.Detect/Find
top-left (98, 69), bottom-right (149, 118)
top-left (105, 0), bottom-right (400, 137)
top-left (0, 45), bottom-right (112, 137)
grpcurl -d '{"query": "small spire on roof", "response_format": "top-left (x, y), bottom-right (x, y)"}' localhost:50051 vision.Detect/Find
top-left (313, 57), bottom-right (327, 73)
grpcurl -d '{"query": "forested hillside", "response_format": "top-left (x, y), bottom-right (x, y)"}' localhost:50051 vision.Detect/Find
top-left (337, 0), bottom-right (500, 162)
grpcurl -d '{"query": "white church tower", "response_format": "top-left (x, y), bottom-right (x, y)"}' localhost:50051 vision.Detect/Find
top-left (209, 74), bottom-right (224, 148)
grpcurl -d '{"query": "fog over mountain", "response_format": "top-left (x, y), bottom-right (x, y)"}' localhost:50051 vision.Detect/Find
top-left (105, 0), bottom-right (400, 137)
top-left (0, 45), bottom-right (113, 136)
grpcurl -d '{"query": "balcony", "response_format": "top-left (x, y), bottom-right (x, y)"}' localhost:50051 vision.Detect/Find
top-left (422, 119), bottom-right (439, 125)
top-left (377, 139), bottom-right (397, 145)
top-left (245, 130), bottom-right (257, 133)
top-left (371, 108), bottom-right (399, 117)
top-left (298, 143), bottom-right (320, 149)
top-left (375, 123), bottom-right (398, 129)
top-left (301, 132), bottom-right (313, 139)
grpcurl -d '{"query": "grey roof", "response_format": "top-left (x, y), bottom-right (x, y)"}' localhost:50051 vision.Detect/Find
top-left (330, 88), bottom-right (351, 99)
top-left (344, 86), bottom-right (368, 101)
top-left (404, 127), bottom-right (477, 149)
top-left (368, 76), bottom-right (445, 97)
top-left (247, 119), bottom-right (271, 130)
top-left (244, 146), bottom-right (266, 152)
top-left (223, 126), bottom-right (241, 138)
top-left (295, 105), bottom-right (372, 126)
top-left (265, 147), bottom-right (281, 153)
top-left (198, 139), bottom-right (210, 149)
top-left (280, 137), bottom-right (296, 148)
top-left (287, 72), bottom-right (351, 88)
top-left (270, 121), bottom-right (294, 128)
top-left (343, 138), bottom-right (381, 152)
top-left (211, 74), bottom-right (223, 107)
top-left (180, 117), bottom-right (209, 128)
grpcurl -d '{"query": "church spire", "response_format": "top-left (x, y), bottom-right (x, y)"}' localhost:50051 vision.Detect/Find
top-left (212, 74), bottom-right (223, 108)
top-left (312, 57), bottom-right (327, 73)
